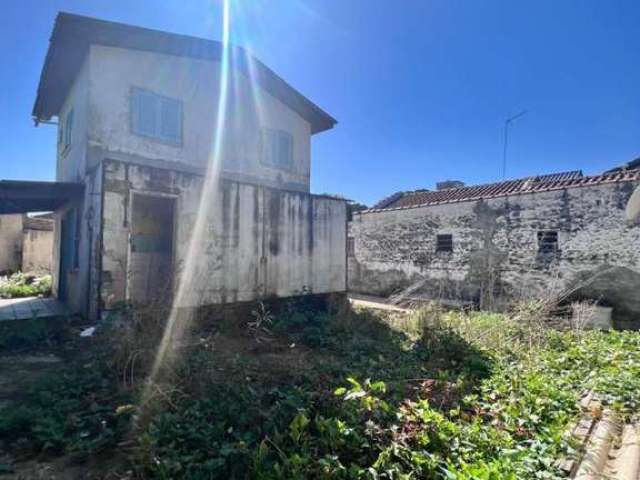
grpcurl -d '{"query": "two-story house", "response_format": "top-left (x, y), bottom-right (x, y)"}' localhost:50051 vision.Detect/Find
top-left (21, 13), bottom-right (347, 319)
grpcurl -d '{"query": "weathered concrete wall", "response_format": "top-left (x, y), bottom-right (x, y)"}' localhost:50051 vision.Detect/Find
top-left (0, 215), bottom-right (23, 273)
top-left (100, 160), bottom-right (346, 313)
top-left (51, 166), bottom-right (102, 317)
top-left (349, 181), bottom-right (640, 326)
top-left (51, 43), bottom-right (336, 319)
top-left (87, 45), bottom-right (311, 192)
top-left (22, 217), bottom-right (54, 273)
top-left (52, 55), bottom-right (91, 309)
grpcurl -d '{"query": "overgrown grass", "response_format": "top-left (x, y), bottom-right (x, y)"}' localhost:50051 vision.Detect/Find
top-left (1, 300), bottom-right (639, 479)
top-left (0, 317), bottom-right (63, 350)
top-left (0, 363), bottom-right (132, 458)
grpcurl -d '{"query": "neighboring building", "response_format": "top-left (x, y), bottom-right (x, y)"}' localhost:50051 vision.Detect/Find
top-left (1, 13), bottom-right (346, 319)
top-left (22, 214), bottom-right (55, 273)
top-left (0, 214), bottom-right (54, 274)
top-left (0, 215), bottom-right (24, 274)
top-left (349, 168), bottom-right (640, 327)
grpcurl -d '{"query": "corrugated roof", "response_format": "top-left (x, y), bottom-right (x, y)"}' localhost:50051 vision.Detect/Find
top-left (364, 169), bottom-right (640, 213)
top-left (604, 157), bottom-right (640, 174)
top-left (372, 191), bottom-right (405, 209)
top-left (529, 170), bottom-right (584, 182)
top-left (33, 13), bottom-right (337, 134)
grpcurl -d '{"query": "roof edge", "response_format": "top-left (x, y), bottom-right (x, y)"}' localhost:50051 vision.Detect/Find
top-left (33, 12), bottom-right (337, 134)
top-left (358, 170), bottom-right (640, 215)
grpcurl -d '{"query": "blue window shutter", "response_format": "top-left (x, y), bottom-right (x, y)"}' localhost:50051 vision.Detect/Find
top-left (277, 131), bottom-right (292, 168)
top-left (131, 88), bottom-right (181, 144)
top-left (259, 128), bottom-right (293, 170)
top-left (269, 131), bottom-right (278, 166)
top-left (132, 88), bottom-right (157, 137)
top-left (159, 97), bottom-right (181, 143)
top-left (64, 109), bottom-right (74, 147)
top-left (139, 90), bottom-right (158, 137)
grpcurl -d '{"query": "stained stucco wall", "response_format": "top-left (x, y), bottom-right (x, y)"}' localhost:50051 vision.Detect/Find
top-left (22, 229), bottom-right (53, 273)
top-left (21, 216), bottom-right (54, 273)
top-left (87, 45), bottom-right (312, 192)
top-left (100, 160), bottom-right (346, 313)
top-left (0, 215), bottom-right (24, 273)
top-left (349, 181), bottom-right (640, 325)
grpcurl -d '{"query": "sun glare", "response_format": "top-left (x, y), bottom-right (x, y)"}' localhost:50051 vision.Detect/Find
top-left (146, 0), bottom-right (233, 389)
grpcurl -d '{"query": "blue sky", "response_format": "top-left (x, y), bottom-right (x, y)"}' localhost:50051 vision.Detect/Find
top-left (1, 1), bottom-right (639, 206)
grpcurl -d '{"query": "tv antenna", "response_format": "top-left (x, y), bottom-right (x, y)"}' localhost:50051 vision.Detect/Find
top-left (502, 110), bottom-right (527, 180)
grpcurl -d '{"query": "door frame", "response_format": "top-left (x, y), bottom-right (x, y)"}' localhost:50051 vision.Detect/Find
top-left (125, 190), bottom-right (178, 304)
top-left (58, 206), bottom-right (78, 303)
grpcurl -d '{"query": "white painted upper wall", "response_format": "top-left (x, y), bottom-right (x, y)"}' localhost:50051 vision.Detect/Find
top-left (56, 57), bottom-right (90, 182)
top-left (83, 45), bottom-right (312, 191)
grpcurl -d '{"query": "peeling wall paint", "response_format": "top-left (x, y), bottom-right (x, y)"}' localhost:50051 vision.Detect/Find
top-left (349, 181), bottom-right (640, 325)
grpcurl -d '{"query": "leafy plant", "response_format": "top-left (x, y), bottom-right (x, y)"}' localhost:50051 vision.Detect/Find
top-left (0, 272), bottom-right (52, 298)
top-left (248, 302), bottom-right (275, 342)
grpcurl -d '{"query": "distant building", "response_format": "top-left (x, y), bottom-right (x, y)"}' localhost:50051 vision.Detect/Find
top-left (1, 13), bottom-right (346, 319)
top-left (0, 214), bottom-right (54, 274)
top-left (348, 168), bottom-right (640, 328)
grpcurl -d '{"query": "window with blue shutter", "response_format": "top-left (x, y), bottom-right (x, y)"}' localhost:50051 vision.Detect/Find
top-left (131, 87), bottom-right (182, 145)
top-left (63, 109), bottom-right (74, 149)
top-left (260, 128), bottom-right (293, 170)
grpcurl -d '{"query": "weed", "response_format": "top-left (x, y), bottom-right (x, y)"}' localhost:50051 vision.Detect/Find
top-left (248, 302), bottom-right (274, 343)
top-left (0, 351), bottom-right (132, 458)
top-left (4, 302), bottom-right (640, 479)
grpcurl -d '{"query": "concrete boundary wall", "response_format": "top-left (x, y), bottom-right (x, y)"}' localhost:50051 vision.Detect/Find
top-left (349, 180), bottom-right (640, 326)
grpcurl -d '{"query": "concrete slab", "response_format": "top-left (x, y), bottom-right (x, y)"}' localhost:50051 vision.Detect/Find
top-left (348, 293), bottom-right (410, 313)
top-left (0, 297), bottom-right (69, 322)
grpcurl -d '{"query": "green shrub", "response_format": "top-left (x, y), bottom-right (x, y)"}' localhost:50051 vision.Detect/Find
top-left (0, 272), bottom-right (52, 298)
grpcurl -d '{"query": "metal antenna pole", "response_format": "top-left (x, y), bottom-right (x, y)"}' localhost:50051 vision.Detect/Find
top-left (502, 110), bottom-right (527, 180)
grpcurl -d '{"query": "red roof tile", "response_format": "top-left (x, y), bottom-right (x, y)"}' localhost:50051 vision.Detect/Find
top-left (366, 169), bottom-right (640, 212)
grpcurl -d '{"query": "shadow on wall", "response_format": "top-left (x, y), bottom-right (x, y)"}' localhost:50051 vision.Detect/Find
top-left (566, 266), bottom-right (640, 330)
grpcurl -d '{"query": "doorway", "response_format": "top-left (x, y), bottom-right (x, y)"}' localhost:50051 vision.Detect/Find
top-left (128, 194), bottom-right (175, 305)
top-left (58, 208), bottom-right (78, 302)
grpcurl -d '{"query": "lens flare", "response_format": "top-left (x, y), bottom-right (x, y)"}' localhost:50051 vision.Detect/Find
top-left (146, 0), bottom-right (232, 387)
